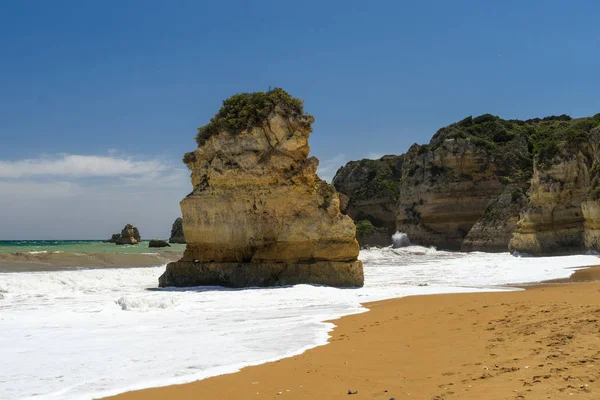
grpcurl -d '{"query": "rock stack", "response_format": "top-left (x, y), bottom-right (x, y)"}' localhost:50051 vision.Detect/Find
top-left (115, 224), bottom-right (141, 245)
top-left (159, 89), bottom-right (363, 287)
top-left (168, 217), bottom-right (186, 244)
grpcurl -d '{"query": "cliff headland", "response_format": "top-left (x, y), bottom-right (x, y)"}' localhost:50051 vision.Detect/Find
top-left (335, 113), bottom-right (600, 254)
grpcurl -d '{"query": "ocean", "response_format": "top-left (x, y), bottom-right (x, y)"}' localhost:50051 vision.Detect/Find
top-left (0, 245), bottom-right (596, 400)
top-left (0, 240), bottom-right (187, 254)
top-left (0, 241), bottom-right (185, 272)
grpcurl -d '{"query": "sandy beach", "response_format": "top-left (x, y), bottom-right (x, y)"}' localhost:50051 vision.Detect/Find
top-left (107, 267), bottom-right (600, 400)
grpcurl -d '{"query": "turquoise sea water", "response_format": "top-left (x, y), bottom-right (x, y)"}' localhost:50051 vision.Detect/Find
top-left (0, 240), bottom-right (186, 254)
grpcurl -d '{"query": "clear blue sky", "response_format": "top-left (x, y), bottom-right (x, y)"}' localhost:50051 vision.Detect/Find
top-left (1, 0), bottom-right (599, 239)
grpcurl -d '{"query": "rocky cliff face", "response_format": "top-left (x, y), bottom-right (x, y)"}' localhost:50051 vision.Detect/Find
top-left (160, 89), bottom-right (363, 287)
top-left (581, 127), bottom-right (600, 251)
top-left (169, 217), bottom-right (186, 244)
top-left (334, 113), bottom-right (600, 254)
top-left (332, 155), bottom-right (403, 246)
top-left (508, 142), bottom-right (593, 255)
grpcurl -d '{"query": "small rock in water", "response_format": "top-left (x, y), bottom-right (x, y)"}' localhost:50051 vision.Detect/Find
top-left (148, 239), bottom-right (170, 248)
top-left (348, 389), bottom-right (358, 395)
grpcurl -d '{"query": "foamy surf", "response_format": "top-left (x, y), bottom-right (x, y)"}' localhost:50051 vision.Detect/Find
top-left (0, 247), bottom-right (596, 400)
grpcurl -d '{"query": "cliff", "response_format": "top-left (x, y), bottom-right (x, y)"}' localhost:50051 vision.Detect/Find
top-left (332, 155), bottom-right (403, 246)
top-left (334, 113), bottom-right (600, 254)
top-left (160, 88), bottom-right (363, 287)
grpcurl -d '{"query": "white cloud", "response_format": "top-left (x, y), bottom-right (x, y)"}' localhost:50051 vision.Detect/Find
top-left (0, 154), bottom-right (168, 179)
top-left (317, 153), bottom-right (347, 183)
top-left (0, 180), bottom-right (81, 199)
top-left (0, 153), bottom-right (191, 239)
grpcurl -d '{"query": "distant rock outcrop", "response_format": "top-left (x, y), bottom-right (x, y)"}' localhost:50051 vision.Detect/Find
top-left (149, 239), bottom-right (171, 248)
top-left (105, 233), bottom-right (121, 243)
top-left (116, 224), bottom-right (140, 245)
top-left (159, 89), bottom-right (363, 288)
top-left (169, 218), bottom-right (186, 244)
top-left (334, 113), bottom-right (600, 254)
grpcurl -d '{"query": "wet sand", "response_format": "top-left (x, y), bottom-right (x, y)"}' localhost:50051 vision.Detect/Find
top-left (106, 266), bottom-right (600, 400)
top-left (0, 251), bottom-right (182, 272)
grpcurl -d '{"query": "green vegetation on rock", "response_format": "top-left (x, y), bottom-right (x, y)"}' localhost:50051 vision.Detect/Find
top-left (183, 151), bottom-right (197, 164)
top-left (333, 156), bottom-right (403, 202)
top-left (430, 113), bottom-right (600, 175)
top-left (355, 219), bottom-right (375, 236)
top-left (195, 88), bottom-right (304, 146)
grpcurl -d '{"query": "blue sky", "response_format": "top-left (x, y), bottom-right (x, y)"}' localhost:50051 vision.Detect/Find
top-left (1, 0), bottom-right (599, 239)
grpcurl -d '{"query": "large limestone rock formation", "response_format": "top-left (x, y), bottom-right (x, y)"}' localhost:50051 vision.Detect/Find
top-left (396, 142), bottom-right (515, 250)
top-left (334, 113), bottom-right (600, 254)
top-left (508, 142), bottom-right (592, 255)
top-left (169, 217), bottom-right (186, 244)
top-left (462, 184), bottom-right (529, 252)
top-left (116, 224), bottom-right (140, 245)
top-left (394, 115), bottom-right (532, 250)
top-left (160, 89), bottom-right (363, 287)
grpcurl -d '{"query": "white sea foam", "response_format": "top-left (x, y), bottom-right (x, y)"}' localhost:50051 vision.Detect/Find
top-left (0, 247), bottom-right (596, 400)
top-left (391, 231), bottom-right (410, 247)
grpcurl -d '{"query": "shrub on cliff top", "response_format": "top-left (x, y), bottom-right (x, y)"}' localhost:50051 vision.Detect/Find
top-left (195, 88), bottom-right (304, 146)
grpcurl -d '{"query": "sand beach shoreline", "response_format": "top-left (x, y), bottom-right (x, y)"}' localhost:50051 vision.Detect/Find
top-left (105, 266), bottom-right (600, 400)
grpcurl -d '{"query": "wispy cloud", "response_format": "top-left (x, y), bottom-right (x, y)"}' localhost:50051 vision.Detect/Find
top-left (0, 153), bottom-right (191, 239)
top-left (0, 154), bottom-right (168, 179)
top-left (317, 153), bottom-right (347, 183)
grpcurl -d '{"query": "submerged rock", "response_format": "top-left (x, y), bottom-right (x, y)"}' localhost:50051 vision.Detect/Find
top-left (169, 217), bottom-right (186, 244)
top-left (116, 224), bottom-right (140, 245)
top-left (149, 239), bottom-right (171, 248)
top-left (160, 88), bottom-right (363, 288)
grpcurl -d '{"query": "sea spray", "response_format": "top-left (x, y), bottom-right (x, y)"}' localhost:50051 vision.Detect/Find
top-left (391, 232), bottom-right (410, 248)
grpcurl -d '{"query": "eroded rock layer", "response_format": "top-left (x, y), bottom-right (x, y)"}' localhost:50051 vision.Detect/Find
top-left (508, 143), bottom-right (592, 255)
top-left (161, 89), bottom-right (363, 287)
top-left (334, 113), bottom-right (600, 254)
